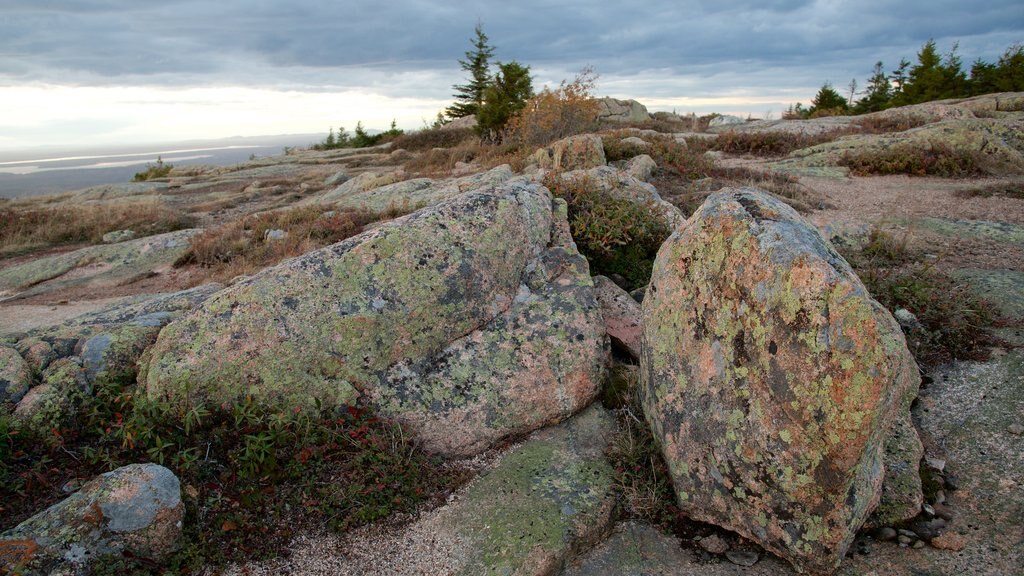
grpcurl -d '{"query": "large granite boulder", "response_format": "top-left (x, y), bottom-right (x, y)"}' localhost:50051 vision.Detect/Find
top-left (143, 181), bottom-right (608, 457)
top-left (531, 134), bottom-right (607, 172)
top-left (0, 464), bottom-right (183, 575)
top-left (640, 188), bottom-right (920, 574)
top-left (0, 345), bottom-right (31, 405)
top-left (596, 97), bottom-right (651, 123)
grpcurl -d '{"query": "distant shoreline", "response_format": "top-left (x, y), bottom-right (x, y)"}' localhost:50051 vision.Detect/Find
top-left (0, 134), bottom-right (321, 198)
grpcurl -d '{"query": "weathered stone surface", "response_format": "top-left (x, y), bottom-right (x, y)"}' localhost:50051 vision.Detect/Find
top-left (0, 464), bottom-right (183, 575)
top-left (593, 275), bottom-right (642, 360)
top-left (870, 410), bottom-right (924, 527)
top-left (144, 182), bottom-right (607, 457)
top-left (624, 154), bottom-right (657, 182)
top-left (596, 97), bottom-right (651, 123)
top-left (13, 357), bottom-right (89, 437)
top-left (312, 165), bottom-right (515, 213)
top-left (557, 164), bottom-right (685, 231)
top-left (1, 345), bottom-right (31, 405)
top-left (0, 229), bottom-right (200, 300)
top-left (14, 338), bottom-right (56, 374)
top-left (101, 229), bottom-right (136, 244)
top-left (533, 134), bottom-right (608, 172)
top-left (640, 187), bottom-right (920, 574)
top-left (81, 322), bottom-right (162, 387)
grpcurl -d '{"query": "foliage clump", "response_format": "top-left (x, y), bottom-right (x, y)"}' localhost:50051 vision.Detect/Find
top-left (476, 61), bottom-right (534, 140)
top-left (505, 67), bottom-right (602, 147)
top-left (132, 157), bottom-right (173, 181)
top-left (838, 141), bottom-right (982, 177)
top-left (446, 23), bottom-right (495, 119)
top-left (837, 227), bottom-right (999, 367)
top-left (542, 172), bottom-right (669, 290)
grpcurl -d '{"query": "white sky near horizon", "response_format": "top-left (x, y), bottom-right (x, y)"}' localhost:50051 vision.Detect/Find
top-left (1, 1), bottom-right (1021, 152)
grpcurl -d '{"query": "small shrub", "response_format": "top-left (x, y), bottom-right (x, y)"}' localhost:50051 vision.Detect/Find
top-left (712, 129), bottom-right (850, 157)
top-left (133, 157), bottom-right (173, 181)
top-left (505, 67), bottom-right (602, 147)
top-left (603, 366), bottom-right (678, 528)
top-left (838, 141), bottom-right (982, 177)
top-left (838, 227), bottom-right (999, 367)
top-left (854, 115), bottom-right (929, 134)
top-left (389, 127), bottom-right (477, 151)
top-left (542, 173), bottom-right (670, 290)
top-left (601, 132), bottom-right (651, 162)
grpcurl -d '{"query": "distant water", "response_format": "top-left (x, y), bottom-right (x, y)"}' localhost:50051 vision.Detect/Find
top-left (0, 135), bottom-right (319, 198)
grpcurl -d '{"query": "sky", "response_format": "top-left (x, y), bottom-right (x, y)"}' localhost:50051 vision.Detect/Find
top-left (1, 0), bottom-right (1022, 151)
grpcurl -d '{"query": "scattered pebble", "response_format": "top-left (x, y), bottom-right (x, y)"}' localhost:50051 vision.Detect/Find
top-left (934, 490), bottom-right (946, 505)
top-left (926, 457), bottom-right (946, 472)
top-left (898, 529), bottom-right (918, 539)
top-left (923, 503), bottom-right (936, 518)
top-left (933, 503), bottom-right (954, 521)
top-left (897, 535), bottom-right (915, 545)
top-left (876, 527), bottom-right (898, 541)
top-left (698, 534), bottom-right (729, 555)
top-left (912, 539), bottom-right (926, 549)
top-left (1008, 424), bottom-right (1024, 435)
top-left (725, 549), bottom-right (760, 567)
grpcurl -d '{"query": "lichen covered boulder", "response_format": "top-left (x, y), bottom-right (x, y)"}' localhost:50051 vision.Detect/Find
top-left (593, 275), bottom-right (642, 360)
top-left (0, 464), bottom-right (183, 575)
top-left (640, 187), bottom-right (920, 574)
top-left (144, 181), bottom-right (607, 457)
top-left (532, 134), bottom-right (607, 172)
top-left (1, 345), bottom-right (31, 405)
top-left (13, 357), bottom-right (89, 437)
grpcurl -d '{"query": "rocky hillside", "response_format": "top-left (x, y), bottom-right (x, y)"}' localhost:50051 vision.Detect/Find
top-left (1, 93), bottom-right (1022, 575)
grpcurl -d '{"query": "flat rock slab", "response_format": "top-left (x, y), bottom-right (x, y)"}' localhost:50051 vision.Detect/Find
top-left (562, 521), bottom-right (791, 576)
top-left (0, 229), bottom-right (200, 301)
top-left (224, 405), bottom-right (617, 576)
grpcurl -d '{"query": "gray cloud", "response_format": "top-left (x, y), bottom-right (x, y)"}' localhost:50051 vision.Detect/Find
top-left (1, 0), bottom-right (1021, 106)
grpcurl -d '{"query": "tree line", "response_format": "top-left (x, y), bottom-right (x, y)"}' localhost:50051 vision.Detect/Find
top-left (789, 40), bottom-right (1024, 118)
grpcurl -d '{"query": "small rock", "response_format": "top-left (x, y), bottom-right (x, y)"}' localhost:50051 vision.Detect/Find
top-left (1008, 423), bottom-right (1024, 435)
top-left (912, 518), bottom-right (947, 540)
top-left (897, 535), bottom-right (915, 545)
top-left (894, 308), bottom-right (923, 332)
top-left (925, 457), bottom-right (946, 472)
top-left (897, 529), bottom-right (918, 539)
top-left (876, 527), bottom-right (898, 541)
top-left (629, 287), bottom-right (645, 303)
top-left (855, 539), bottom-right (871, 555)
top-left (923, 503), bottom-right (936, 518)
top-left (933, 503), bottom-right (954, 521)
top-left (934, 490), bottom-right (946, 505)
top-left (930, 531), bottom-right (968, 551)
top-left (725, 549), bottom-right (760, 567)
top-left (698, 534), bottom-right (729, 555)
top-left (944, 474), bottom-right (960, 491)
top-left (101, 229), bottom-right (136, 244)
top-left (264, 228), bottom-right (287, 241)
top-left (912, 539), bottom-right (926, 549)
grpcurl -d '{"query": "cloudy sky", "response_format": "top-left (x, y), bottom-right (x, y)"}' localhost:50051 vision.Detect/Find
top-left (1, 0), bottom-right (1021, 150)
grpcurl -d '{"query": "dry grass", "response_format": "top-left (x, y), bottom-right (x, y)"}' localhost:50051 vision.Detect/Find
top-left (955, 180), bottom-right (1024, 199)
top-left (176, 202), bottom-right (420, 282)
top-left (0, 200), bottom-right (196, 259)
top-left (388, 127), bottom-right (477, 152)
top-left (853, 115), bottom-right (929, 134)
top-left (711, 129), bottom-right (852, 157)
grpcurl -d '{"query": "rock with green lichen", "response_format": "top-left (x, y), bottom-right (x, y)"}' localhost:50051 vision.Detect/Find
top-left (310, 165), bottom-right (515, 212)
top-left (640, 187), bottom-right (920, 574)
top-left (532, 134), bottom-right (608, 172)
top-left (593, 275), bottom-right (643, 360)
top-left (0, 229), bottom-right (200, 301)
top-left (14, 337), bottom-right (56, 375)
top-left (0, 463), bottom-right (183, 575)
top-left (13, 357), bottom-right (89, 437)
top-left (1, 344), bottom-right (32, 405)
top-left (869, 410), bottom-right (924, 528)
top-left (554, 164), bottom-right (685, 232)
top-left (143, 181), bottom-right (607, 457)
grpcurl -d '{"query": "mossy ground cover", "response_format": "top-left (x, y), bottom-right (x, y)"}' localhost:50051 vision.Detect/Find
top-left (1, 376), bottom-right (468, 573)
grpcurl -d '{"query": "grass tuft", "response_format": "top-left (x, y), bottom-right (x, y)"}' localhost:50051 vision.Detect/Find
top-left (839, 141), bottom-right (983, 177)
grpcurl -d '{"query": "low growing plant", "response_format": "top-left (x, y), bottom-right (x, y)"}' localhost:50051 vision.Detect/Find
top-left (838, 141), bottom-right (982, 177)
top-left (542, 173), bottom-right (670, 290)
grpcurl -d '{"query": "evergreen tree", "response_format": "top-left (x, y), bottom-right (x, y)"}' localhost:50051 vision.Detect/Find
top-left (808, 82), bottom-right (848, 116)
top-left (900, 40), bottom-right (966, 104)
top-left (889, 57), bottom-right (911, 101)
top-left (994, 44), bottom-right (1024, 92)
top-left (477, 61), bottom-right (534, 139)
top-left (854, 61), bottom-right (893, 113)
top-left (446, 23), bottom-right (496, 119)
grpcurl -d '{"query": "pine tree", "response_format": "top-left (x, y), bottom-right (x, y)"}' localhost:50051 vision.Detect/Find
top-left (854, 61), bottom-right (893, 113)
top-left (808, 82), bottom-right (848, 116)
top-left (477, 61), bottom-right (534, 139)
top-left (446, 23), bottom-right (496, 119)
